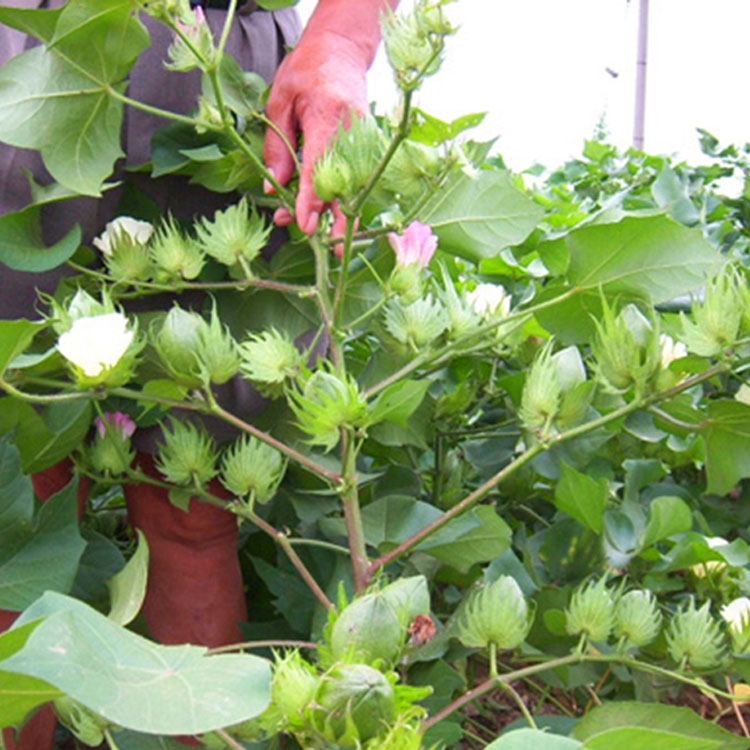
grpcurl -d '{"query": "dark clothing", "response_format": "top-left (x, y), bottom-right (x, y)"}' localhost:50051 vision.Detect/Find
top-left (0, 0), bottom-right (301, 319)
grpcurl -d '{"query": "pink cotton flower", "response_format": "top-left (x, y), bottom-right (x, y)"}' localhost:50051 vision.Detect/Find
top-left (95, 412), bottom-right (136, 440)
top-left (388, 221), bottom-right (438, 269)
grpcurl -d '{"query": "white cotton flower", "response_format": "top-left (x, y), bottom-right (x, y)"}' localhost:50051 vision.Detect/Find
top-left (722, 597), bottom-right (750, 632)
top-left (93, 217), bottom-right (154, 257)
top-left (466, 283), bottom-right (511, 320)
top-left (58, 313), bottom-right (134, 377)
top-left (659, 334), bottom-right (688, 369)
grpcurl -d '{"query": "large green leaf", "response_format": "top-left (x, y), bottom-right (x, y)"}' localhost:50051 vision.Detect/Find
top-left (554, 462), bottom-right (607, 533)
top-left (0, 620), bottom-right (63, 727)
top-left (641, 496), bottom-right (692, 549)
top-left (0, 320), bottom-right (45, 376)
top-left (486, 728), bottom-right (582, 750)
top-left (366, 379), bottom-right (431, 428)
top-left (703, 400), bottom-right (750, 495)
top-left (571, 701), bottom-right (747, 750)
top-left (418, 169), bottom-right (544, 261)
top-left (565, 215), bottom-right (721, 301)
top-left (107, 529), bottom-right (149, 627)
top-left (3, 592), bottom-right (272, 735)
top-left (0, 399), bottom-right (93, 474)
top-left (0, 438), bottom-right (86, 610)
top-left (0, 204), bottom-right (81, 272)
top-left (0, 0), bottom-right (149, 194)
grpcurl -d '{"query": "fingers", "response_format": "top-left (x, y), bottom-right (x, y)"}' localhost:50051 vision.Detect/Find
top-left (263, 93), bottom-right (298, 196)
top-left (331, 202), bottom-right (348, 258)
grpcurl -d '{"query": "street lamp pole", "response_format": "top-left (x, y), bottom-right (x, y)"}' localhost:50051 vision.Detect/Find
top-left (633, 0), bottom-right (649, 149)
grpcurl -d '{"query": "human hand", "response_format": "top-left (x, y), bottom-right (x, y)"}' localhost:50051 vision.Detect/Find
top-left (263, 29), bottom-right (369, 238)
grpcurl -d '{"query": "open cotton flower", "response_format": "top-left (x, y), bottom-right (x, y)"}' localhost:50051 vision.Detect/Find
top-left (388, 221), bottom-right (438, 269)
top-left (722, 597), bottom-right (750, 655)
top-left (92, 217), bottom-right (154, 257)
top-left (659, 334), bottom-right (688, 369)
top-left (58, 313), bottom-right (135, 379)
top-left (466, 283), bottom-right (511, 320)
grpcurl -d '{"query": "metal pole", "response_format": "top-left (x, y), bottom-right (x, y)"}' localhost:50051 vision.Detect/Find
top-left (633, 0), bottom-right (649, 149)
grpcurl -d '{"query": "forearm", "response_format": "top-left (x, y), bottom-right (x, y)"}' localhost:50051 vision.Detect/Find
top-left (303, 0), bottom-right (399, 69)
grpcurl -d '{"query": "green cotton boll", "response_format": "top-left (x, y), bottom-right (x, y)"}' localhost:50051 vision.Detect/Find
top-left (682, 266), bottom-right (745, 357)
top-left (155, 418), bottom-right (217, 487)
top-left (330, 593), bottom-right (405, 667)
top-left (220, 434), bottom-right (287, 503)
top-left (53, 696), bottom-right (108, 747)
top-left (591, 299), bottom-right (661, 394)
top-left (383, 295), bottom-right (449, 350)
top-left (195, 303), bottom-right (241, 385)
top-left (153, 306), bottom-right (206, 387)
top-left (150, 216), bottom-right (205, 280)
top-left (313, 148), bottom-right (355, 203)
top-left (666, 599), bottom-right (727, 670)
top-left (565, 577), bottom-right (616, 643)
top-left (310, 663), bottom-right (396, 746)
top-left (271, 651), bottom-right (319, 729)
top-left (240, 328), bottom-right (304, 396)
top-left (382, 140), bottom-right (441, 201)
top-left (458, 575), bottom-right (531, 651)
top-left (336, 114), bottom-right (387, 191)
top-left (435, 264), bottom-right (482, 340)
top-left (288, 369), bottom-right (368, 452)
top-left (194, 199), bottom-right (271, 269)
top-left (105, 240), bottom-right (153, 282)
top-left (614, 590), bottom-right (662, 649)
top-left (89, 434), bottom-right (135, 477)
top-left (518, 341), bottom-right (562, 432)
top-left (383, 9), bottom-right (439, 85)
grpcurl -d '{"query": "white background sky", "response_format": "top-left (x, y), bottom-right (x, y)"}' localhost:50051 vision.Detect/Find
top-left (297, 0), bottom-right (750, 171)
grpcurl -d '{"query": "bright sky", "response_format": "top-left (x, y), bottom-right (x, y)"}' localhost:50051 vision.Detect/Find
top-left (297, 0), bottom-right (750, 171)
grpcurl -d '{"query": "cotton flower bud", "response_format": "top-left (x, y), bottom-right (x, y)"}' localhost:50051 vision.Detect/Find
top-left (155, 419), bottom-right (217, 487)
top-left (310, 663), bottom-right (396, 745)
top-left (195, 303), bottom-right (240, 385)
top-left (150, 216), bottom-right (205, 281)
top-left (458, 576), bottom-right (531, 651)
top-left (383, 6), bottom-right (442, 88)
top-left (58, 312), bottom-right (141, 387)
top-left (313, 149), bottom-right (355, 203)
top-left (389, 222), bottom-right (438, 270)
top-left (239, 328), bottom-right (304, 397)
top-left (666, 600), bottom-right (726, 669)
top-left (435, 264), bottom-right (481, 340)
top-left (166, 4), bottom-right (215, 72)
top-left (384, 295), bottom-right (448, 350)
top-left (288, 369), bottom-right (368, 452)
top-left (565, 578), bottom-right (616, 644)
top-left (139, 0), bottom-right (189, 22)
top-left (682, 266), bottom-right (745, 357)
top-left (53, 696), bottom-right (109, 748)
top-left (614, 590), bottom-right (662, 649)
top-left (330, 594), bottom-right (404, 667)
top-left (416, 0), bottom-right (455, 36)
top-left (382, 140), bottom-right (441, 200)
top-left (153, 306), bottom-right (205, 387)
top-left (105, 240), bottom-right (153, 282)
top-left (519, 341), bottom-right (562, 434)
top-left (195, 199), bottom-right (271, 271)
top-left (220, 435), bottom-right (286, 503)
top-left (722, 597), bottom-right (750, 656)
top-left (271, 651), bottom-right (318, 729)
top-left (89, 412), bottom-right (136, 476)
top-left (591, 300), bottom-right (661, 394)
top-left (655, 333), bottom-right (688, 390)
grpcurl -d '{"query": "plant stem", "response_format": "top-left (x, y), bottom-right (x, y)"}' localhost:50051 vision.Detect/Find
top-left (350, 89), bottom-right (413, 215)
top-left (103, 728), bottom-right (121, 750)
top-left (232, 504), bottom-right (333, 610)
top-left (422, 650), bottom-right (738, 730)
top-left (502, 681), bottom-right (538, 730)
top-left (332, 215), bottom-right (357, 327)
top-left (214, 728), bottom-right (245, 750)
top-left (288, 537), bottom-right (351, 555)
top-left (207, 639), bottom-right (318, 655)
top-left (368, 364), bottom-right (724, 576)
top-left (0, 379), bottom-right (99, 404)
top-left (340, 430), bottom-right (369, 594)
top-left (107, 87), bottom-right (208, 129)
top-left (209, 401), bottom-right (342, 484)
top-left (216, 0), bottom-right (237, 59)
